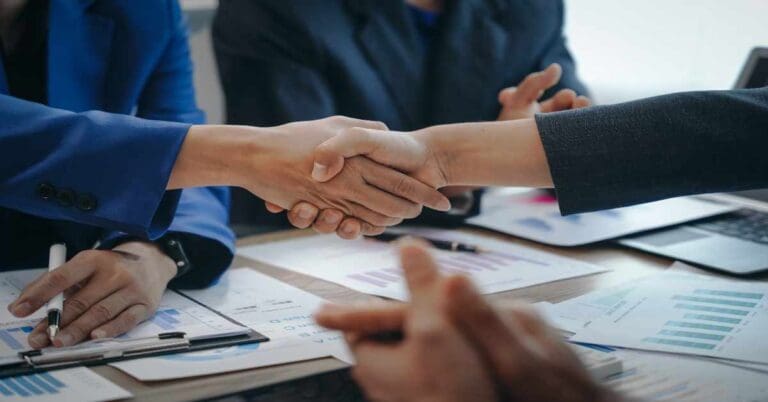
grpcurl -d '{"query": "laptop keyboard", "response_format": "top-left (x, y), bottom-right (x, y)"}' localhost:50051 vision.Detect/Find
top-left (694, 209), bottom-right (768, 244)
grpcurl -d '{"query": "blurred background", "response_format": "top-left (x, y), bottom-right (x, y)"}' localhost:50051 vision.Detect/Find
top-left (183, 0), bottom-right (768, 123)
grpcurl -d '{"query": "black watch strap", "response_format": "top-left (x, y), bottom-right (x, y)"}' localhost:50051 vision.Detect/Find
top-left (157, 236), bottom-right (192, 279)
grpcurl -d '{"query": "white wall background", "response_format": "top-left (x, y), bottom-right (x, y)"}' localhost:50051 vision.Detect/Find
top-left (564, 0), bottom-right (768, 104)
top-left (187, 0), bottom-right (768, 122)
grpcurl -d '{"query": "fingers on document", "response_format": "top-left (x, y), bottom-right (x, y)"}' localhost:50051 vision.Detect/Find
top-left (9, 252), bottom-right (100, 317)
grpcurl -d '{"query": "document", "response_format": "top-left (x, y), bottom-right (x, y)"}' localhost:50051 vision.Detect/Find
top-left (0, 367), bottom-right (131, 402)
top-left (570, 271), bottom-right (768, 365)
top-left (603, 350), bottom-right (768, 402)
top-left (0, 269), bottom-right (248, 360)
top-left (237, 231), bottom-right (607, 300)
top-left (467, 189), bottom-right (736, 246)
top-left (111, 269), bottom-right (349, 381)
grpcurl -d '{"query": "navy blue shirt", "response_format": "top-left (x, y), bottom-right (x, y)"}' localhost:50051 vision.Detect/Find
top-left (408, 5), bottom-right (440, 53)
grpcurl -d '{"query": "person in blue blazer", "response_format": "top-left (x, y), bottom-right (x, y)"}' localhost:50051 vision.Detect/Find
top-left (213, 0), bottom-right (591, 231)
top-left (0, 5), bottom-right (450, 350)
top-left (0, 0), bottom-right (236, 348)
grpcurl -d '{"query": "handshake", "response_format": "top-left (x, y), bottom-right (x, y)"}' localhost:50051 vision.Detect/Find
top-left (172, 63), bottom-right (589, 238)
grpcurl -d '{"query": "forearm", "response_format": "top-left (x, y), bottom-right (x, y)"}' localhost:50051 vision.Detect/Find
top-left (168, 125), bottom-right (268, 190)
top-left (423, 119), bottom-right (553, 188)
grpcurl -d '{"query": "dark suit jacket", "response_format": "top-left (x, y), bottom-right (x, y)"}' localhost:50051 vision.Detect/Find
top-left (213, 0), bottom-right (587, 226)
top-left (536, 87), bottom-right (768, 214)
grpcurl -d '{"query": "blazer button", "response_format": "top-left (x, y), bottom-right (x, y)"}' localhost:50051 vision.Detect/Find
top-left (38, 183), bottom-right (56, 200)
top-left (76, 193), bottom-right (98, 212)
top-left (55, 188), bottom-right (76, 207)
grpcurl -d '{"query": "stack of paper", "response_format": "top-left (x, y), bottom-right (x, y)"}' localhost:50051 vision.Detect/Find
top-left (237, 231), bottom-right (608, 300)
top-left (540, 264), bottom-right (768, 400)
top-left (110, 269), bottom-right (351, 381)
top-left (467, 189), bottom-right (736, 246)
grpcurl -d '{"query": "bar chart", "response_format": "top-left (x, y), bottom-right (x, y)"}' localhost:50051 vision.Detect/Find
top-left (571, 273), bottom-right (768, 364)
top-left (239, 232), bottom-right (606, 300)
top-left (0, 367), bottom-right (131, 401)
top-left (0, 371), bottom-right (67, 398)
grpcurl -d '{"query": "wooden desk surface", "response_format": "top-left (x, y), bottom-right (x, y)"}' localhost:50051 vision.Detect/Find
top-left (93, 227), bottom-right (675, 402)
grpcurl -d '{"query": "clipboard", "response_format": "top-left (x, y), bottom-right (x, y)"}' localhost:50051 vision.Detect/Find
top-left (0, 289), bottom-right (270, 379)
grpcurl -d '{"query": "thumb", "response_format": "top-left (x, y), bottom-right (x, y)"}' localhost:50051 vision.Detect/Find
top-left (312, 127), bottom-right (386, 182)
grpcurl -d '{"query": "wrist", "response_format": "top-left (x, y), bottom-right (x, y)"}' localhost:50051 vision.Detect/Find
top-left (112, 241), bottom-right (177, 282)
top-left (169, 125), bottom-right (265, 189)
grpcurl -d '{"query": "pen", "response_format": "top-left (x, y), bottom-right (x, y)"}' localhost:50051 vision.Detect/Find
top-left (46, 243), bottom-right (67, 341)
top-left (372, 232), bottom-right (484, 253)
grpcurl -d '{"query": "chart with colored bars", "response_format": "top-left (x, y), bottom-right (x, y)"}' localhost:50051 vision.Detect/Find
top-left (121, 291), bottom-right (246, 339)
top-left (571, 272), bottom-right (768, 365)
top-left (0, 367), bottom-right (131, 401)
top-left (238, 232), bottom-right (607, 300)
top-left (0, 322), bottom-right (36, 355)
top-left (467, 189), bottom-right (735, 246)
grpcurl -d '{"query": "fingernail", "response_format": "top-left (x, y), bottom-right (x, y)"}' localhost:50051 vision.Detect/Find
top-left (342, 224), bottom-right (355, 234)
top-left (55, 333), bottom-right (73, 347)
top-left (29, 333), bottom-right (48, 348)
top-left (311, 163), bottom-right (328, 181)
top-left (298, 206), bottom-right (313, 220)
top-left (324, 213), bottom-right (341, 224)
top-left (92, 329), bottom-right (107, 339)
top-left (11, 302), bottom-right (31, 317)
top-left (436, 198), bottom-right (452, 212)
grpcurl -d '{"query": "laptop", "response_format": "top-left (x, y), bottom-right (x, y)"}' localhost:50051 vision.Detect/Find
top-left (618, 47), bottom-right (768, 275)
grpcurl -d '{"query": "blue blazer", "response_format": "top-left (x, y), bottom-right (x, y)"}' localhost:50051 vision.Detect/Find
top-left (0, 0), bottom-right (234, 287)
top-left (214, 0), bottom-right (587, 225)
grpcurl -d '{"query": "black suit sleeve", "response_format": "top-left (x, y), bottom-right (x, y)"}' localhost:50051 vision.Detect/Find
top-left (213, 1), bottom-right (335, 127)
top-left (536, 87), bottom-right (768, 214)
top-left (537, 0), bottom-right (589, 98)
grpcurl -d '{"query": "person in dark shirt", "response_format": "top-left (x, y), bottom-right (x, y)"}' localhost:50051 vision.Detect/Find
top-left (213, 0), bottom-right (590, 233)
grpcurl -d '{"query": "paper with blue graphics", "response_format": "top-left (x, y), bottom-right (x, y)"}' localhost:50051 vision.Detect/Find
top-left (0, 269), bottom-right (247, 362)
top-left (467, 189), bottom-right (736, 246)
top-left (237, 230), bottom-right (607, 301)
top-left (0, 367), bottom-right (131, 402)
top-left (110, 269), bottom-right (347, 381)
top-left (569, 271), bottom-right (768, 365)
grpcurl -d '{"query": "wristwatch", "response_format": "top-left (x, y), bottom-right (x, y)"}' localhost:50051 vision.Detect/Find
top-left (156, 236), bottom-right (192, 279)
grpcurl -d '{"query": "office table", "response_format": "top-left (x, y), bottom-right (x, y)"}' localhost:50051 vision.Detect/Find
top-left (84, 225), bottom-right (679, 401)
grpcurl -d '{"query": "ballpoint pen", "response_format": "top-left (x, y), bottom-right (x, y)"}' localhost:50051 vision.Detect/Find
top-left (46, 243), bottom-right (67, 341)
top-left (372, 232), bottom-right (485, 253)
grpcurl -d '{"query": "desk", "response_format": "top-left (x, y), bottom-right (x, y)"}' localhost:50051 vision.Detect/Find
top-left (85, 226), bottom-right (674, 401)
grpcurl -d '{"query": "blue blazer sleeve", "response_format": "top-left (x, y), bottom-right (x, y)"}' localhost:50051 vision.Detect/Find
top-left (536, 87), bottom-right (768, 214)
top-left (0, 94), bottom-right (188, 238)
top-left (102, 0), bottom-right (234, 288)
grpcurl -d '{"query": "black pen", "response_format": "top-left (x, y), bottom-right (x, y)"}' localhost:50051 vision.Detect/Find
top-left (46, 244), bottom-right (67, 340)
top-left (371, 232), bottom-right (484, 253)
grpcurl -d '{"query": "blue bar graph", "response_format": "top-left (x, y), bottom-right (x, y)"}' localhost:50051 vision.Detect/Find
top-left (665, 321), bottom-right (733, 332)
top-left (674, 303), bottom-right (750, 316)
top-left (0, 372), bottom-right (67, 397)
top-left (694, 289), bottom-right (764, 300)
top-left (672, 295), bottom-right (757, 308)
top-left (657, 329), bottom-right (725, 341)
top-left (642, 337), bottom-right (717, 350)
top-left (683, 313), bottom-right (741, 324)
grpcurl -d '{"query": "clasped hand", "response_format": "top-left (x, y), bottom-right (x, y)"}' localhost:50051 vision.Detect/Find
top-left (276, 64), bottom-right (590, 237)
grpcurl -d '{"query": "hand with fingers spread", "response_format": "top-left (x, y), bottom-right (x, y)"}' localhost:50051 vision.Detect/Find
top-left (316, 241), bottom-right (498, 402)
top-left (316, 242), bottom-right (624, 402)
top-left (497, 63), bottom-right (591, 121)
top-left (7, 242), bottom-right (176, 348)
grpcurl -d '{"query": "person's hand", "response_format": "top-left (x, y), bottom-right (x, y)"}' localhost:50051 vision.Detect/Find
top-left (497, 63), bottom-right (591, 121)
top-left (316, 241), bottom-right (498, 402)
top-left (211, 116), bottom-right (450, 230)
top-left (442, 277), bottom-right (621, 402)
top-left (316, 243), bottom-right (622, 402)
top-left (7, 242), bottom-right (176, 348)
